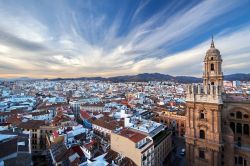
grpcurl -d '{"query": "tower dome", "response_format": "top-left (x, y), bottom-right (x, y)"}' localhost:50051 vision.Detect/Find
top-left (204, 37), bottom-right (221, 61)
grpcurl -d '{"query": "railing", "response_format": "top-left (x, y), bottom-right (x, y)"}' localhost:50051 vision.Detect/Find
top-left (138, 139), bottom-right (152, 149)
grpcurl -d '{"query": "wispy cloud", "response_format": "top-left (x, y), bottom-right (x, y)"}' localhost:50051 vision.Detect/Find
top-left (0, 0), bottom-right (249, 78)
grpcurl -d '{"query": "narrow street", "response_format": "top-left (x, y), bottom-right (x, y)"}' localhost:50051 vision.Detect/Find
top-left (171, 136), bottom-right (186, 166)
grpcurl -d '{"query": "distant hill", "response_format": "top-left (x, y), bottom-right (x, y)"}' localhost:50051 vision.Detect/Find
top-left (174, 76), bottom-right (202, 83)
top-left (108, 73), bottom-right (204, 83)
top-left (48, 77), bottom-right (106, 81)
top-left (224, 73), bottom-right (250, 81)
top-left (47, 73), bottom-right (197, 83)
top-left (78, 73), bottom-right (250, 83)
top-left (109, 73), bottom-right (174, 82)
top-left (0, 77), bottom-right (38, 81)
top-left (1, 73), bottom-right (250, 83)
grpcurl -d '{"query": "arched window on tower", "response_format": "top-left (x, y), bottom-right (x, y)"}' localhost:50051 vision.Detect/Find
top-left (244, 124), bottom-right (249, 135)
top-left (236, 111), bottom-right (242, 119)
top-left (200, 130), bottom-right (205, 139)
top-left (199, 150), bottom-right (205, 159)
top-left (237, 123), bottom-right (242, 134)
top-left (200, 111), bottom-right (205, 119)
top-left (211, 63), bottom-right (215, 71)
top-left (230, 122), bottom-right (235, 133)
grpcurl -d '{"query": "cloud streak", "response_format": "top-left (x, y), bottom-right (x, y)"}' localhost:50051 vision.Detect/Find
top-left (0, 0), bottom-right (249, 78)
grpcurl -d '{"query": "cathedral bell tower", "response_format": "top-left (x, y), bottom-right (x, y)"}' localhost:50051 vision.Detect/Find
top-left (185, 37), bottom-right (224, 166)
top-left (203, 37), bottom-right (223, 87)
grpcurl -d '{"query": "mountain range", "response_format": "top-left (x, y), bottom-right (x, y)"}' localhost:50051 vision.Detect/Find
top-left (49, 73), bottom-right (250, 83)
top-left (1, 73), bottom-right (250, 83)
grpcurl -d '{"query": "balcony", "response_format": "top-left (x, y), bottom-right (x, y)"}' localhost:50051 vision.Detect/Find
top-left (197, 118), bottom-right (208, 122)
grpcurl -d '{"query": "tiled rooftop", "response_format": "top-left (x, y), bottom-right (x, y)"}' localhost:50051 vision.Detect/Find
top-left (18, 120), bottom-right (45, 129)
top-left (118, 128), bottom-right (147, 143)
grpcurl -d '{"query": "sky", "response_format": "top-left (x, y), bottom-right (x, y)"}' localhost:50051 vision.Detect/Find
top-left (0, 0), bottom-right (250, 78)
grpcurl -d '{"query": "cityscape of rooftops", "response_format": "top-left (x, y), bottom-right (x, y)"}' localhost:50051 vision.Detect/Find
top-left (0, 1), bottom-right (250, 166)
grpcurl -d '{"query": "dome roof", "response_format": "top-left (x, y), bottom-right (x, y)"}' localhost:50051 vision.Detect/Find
top-left (206, 47), bottom-right (220, 56)
top-left (205, 37), bottom-right (221, 60)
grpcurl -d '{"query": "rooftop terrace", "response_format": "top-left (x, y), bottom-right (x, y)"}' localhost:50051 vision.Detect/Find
top-left (125, 117), bottom-right (165, 137)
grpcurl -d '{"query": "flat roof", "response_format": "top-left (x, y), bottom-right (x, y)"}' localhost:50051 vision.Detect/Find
top-left (128, 118), bottom-right (165, 137)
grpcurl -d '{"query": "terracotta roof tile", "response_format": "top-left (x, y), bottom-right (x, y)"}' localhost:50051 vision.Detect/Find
top-left (79, 110), bottom-right (91, 120)
top-left (6, 115), bottom-right (22, 126)
top-left (104, 149), bottom-right (137, 166)
top-left (119, 128), bottom-right (147, 143)
top-left (18, 120), bottom-right (45, 129)
top-left (92, 117), bottom-right (122, 131)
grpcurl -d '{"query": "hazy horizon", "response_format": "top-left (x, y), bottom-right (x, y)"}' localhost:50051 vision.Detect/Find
top-left (1, 72), bottom-right (250, 81)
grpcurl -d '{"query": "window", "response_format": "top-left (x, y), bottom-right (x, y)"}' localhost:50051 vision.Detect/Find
top-left (236, 111), bottom-right (242, 119)
top-left (244, 114), bottom-right (249, 119)
top-left (199, 150), bottom-right (205, 159)
top-left (200, 112), bottom-right (205, 119)
top-left (211, 63), bottom-right (214, 71)
top-left (230, 113), bottom-right (235, 117)
top-left (200, 130), bottom-right (205, 139)
top-left (211, 57), bottom-right (214, 60)
top-left (230, 122), bottom-right (235, 133)
top-left (239, 156), bottom-right (243, 165)
top-left (238, 137), bottom-right (241, 147)
top-left (237, 123), bottom-right (242, 134)
top-left (244, 124), bottom-right (249, 135)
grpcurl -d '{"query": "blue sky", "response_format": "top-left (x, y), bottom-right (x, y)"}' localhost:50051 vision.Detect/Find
top-left (0, 0), bottom-right (250, 78)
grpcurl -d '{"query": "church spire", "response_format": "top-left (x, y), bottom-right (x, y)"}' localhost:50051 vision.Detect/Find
top-left (203, 35), bottom-right (223, 87)
top-left (211, 35), bottom-right (215, 48)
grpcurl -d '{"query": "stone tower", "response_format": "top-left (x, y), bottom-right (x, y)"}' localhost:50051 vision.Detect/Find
top-left (203, 37), bottom-right (223, 86)
top-left (185, 38), bottom-right (224, 166)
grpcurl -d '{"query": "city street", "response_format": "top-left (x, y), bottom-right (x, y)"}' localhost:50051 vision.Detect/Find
top-left (171, 136), bottom-right (186, 166)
